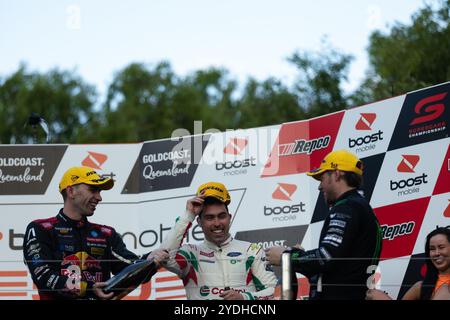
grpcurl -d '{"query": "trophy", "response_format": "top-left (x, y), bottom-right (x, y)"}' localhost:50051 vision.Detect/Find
top-left (103, 258), bottom-right (158, 299)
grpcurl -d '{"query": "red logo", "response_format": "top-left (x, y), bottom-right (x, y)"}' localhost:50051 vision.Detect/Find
top-left (445, 200), bottom-right (450, 218)
top-left (374, 197), bottom-right (429, 260)
top-left (82, 151), bottom-right (108, 170)
top-left (224, 138), bottom-right (248, 155)
top-left (410, 92), bottom-right (447, 125)
top-left (397, 155), bottom-right (420, 173)
top-left (272, 183), bottom-right (297, 201)
top-left (355, 113), bottom-right (376, 130)
top-left (261, 111), bottom-right (344, 177)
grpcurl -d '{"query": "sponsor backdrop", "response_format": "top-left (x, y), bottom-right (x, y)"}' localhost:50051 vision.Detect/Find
top-left (0, 82), bottom-right (449, 300)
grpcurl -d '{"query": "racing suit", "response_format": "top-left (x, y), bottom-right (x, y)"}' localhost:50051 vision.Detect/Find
top-left (289, 189), bottom-right (382, 300)
top-left (23, 209), bottom-right (152, 299)
top-left (160, 211), bottom-right (277, 300)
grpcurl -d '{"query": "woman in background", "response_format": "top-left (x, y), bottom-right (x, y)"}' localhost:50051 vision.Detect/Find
top-left (366, 226), bottom-right (450, 300)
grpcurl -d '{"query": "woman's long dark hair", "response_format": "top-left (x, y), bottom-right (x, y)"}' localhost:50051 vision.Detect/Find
top-left (419, 226), bottom-right (450, 300)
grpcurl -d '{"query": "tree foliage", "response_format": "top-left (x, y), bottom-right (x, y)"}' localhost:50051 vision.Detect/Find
top-left (351, 0), bottom-right (450, 105)
top-left (0, 64), bottom-right (96, 144)
top-left (1, 1), bottom-right (448, 143)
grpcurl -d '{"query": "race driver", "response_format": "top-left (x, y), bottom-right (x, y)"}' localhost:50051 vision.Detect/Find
top-left (23, 166), bottom-right (165, 299)
top-left (150, 182), bottom-right (277, 300)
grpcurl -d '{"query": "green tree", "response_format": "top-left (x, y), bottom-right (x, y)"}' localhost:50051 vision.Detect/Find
top-left (98, 62), bottom-right (177, 142)
top-left (0, 64), bottom-right (97, 144)
top-left (352, 0), bottom-right (450, 105)
top-left (237, 77), bottom-right (305, 128)
top-left (289, 44), bottom-right (353, 118)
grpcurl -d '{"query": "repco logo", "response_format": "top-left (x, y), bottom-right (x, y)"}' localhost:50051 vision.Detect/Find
top-left (390, 155), bottom-right (428, 193)
top-left (278, 136), bottom-right (330, 156)
top-left (211, 287), bottom-right (246, 295)
top-left (381, 221), bottom-right (415, 240)
top-left (410, 92), bottom-right (447, 126)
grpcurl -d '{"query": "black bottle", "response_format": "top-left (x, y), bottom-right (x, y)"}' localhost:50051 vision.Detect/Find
top-left (103, 259), bottom-right (158, 298)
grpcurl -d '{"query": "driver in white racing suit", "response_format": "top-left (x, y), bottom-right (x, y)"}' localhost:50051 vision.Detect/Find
top-left (151, 182), bottom-right (277, 300)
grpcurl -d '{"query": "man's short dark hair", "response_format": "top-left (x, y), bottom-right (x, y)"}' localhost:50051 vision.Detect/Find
top-left (342, 171), bottom-right (363, 189)
top-left (61, 189), bottom-right (68, 202)
top-left (199, 197), bottom-right (229, 218)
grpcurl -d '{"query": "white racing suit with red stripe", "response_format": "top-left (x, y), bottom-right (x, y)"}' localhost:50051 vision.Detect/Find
top-left (160, 211), bottom-right (277, 300)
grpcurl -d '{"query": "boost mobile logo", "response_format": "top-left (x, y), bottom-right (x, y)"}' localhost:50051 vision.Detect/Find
top-left (410, 92), bottom-right (447, 126)
top-left (397, 155), bottom-right (420, 173)
top-left (82, 151), bottom-right (108, 170)
top-left (224, 138), bottom-right (248, 155)
top-left (272, 183), bottom-right (297, 201)
top-left (390, 155), bottom-right (428, 194)
top-left (355, 113), bottom-right (376, 130)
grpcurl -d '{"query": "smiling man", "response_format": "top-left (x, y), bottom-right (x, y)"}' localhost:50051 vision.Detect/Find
top-left (151, 182), bottom-right (277, 300)
top-left (23, 166), bottom-right (164, 300)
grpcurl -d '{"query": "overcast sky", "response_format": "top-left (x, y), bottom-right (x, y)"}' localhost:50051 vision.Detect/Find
top-left (0, 0), bottom-right (426, 98)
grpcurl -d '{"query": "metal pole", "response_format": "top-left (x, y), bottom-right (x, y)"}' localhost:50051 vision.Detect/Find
top-left (281, 251), bottom-right (293, 300)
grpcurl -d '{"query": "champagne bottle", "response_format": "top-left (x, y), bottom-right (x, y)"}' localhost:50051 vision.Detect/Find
top-left (103, 258), bottom-right (158, 298)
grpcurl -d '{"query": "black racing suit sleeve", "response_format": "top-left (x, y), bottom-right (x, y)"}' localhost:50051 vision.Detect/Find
top-left (109, 229), bottom-right (156, 284)
top-left (23, 222), bottom-right (72, 297)
top-left (290, 203), bottom-right (358, 278)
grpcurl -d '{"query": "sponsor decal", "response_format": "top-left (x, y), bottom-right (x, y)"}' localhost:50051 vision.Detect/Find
top-left (388, 82), bottom-right (449, 151)
top-left (381, 221), bottom-right (415, 240)
top-left (323, 234), bottom-right (343, 244)
top-left (199, 259), bottom-right (215, 264)
top-left (122, 135), bottom-right (209, 193)
top-left (329, 220), bottom-right (346, 228)
top-left (0, 145), bottom-right (67, 195)
top-left (224, 138), bottom-right (248, 155)
top-left (215, 157), bottom-right (256, 176)
top-left (397, 155), bottom-right (420, 173)
top-left (390, 155), bottom-right (428, 197)
top-left (355, 113), bottom-right (377, 130)
top-left (227, 252), bottom-right (242, 257)
top-left (216, 138), bottom-right (255, 176)
top-left (263, 202), bottom-right (306, 222)
top-left (374, 197), bottom-right (428, 260)
top-left (58, 243), bottom-right (75, 252)
top-left (119, 224), bottom-right (204, 250)
top-left (55, 227), bottom-right (71, 234)
top-left (210, 287), bottom-right (246, 295)
top-left (100, 227), bottom-right (112, 236)
top-left (264, 183), bottom-right (305, 223)
top-left (86, 237), bottom-right (106, 243)
top-left (81, 151), bottom-right (108, 170)
top-left (61, 251), bottom-right (102, 270)
top-left (200, 285), bottom-right (210, 297)
top-left (410, 93), bottom-right (446, 126)
top-left (200, 251), bottom-right (214, 258)
top-left (349, 113), bottom-right (383, 153)
top-left (272, 183), bottom-right (297, 201)
top-left (279, 135), bottom-right (331, 156)
top-left (91, 247), bottom-right (105, 256)
top-left (261, 112), bottom-right (343, 177)
top-left (432, 144), bottom-right (450, 196)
